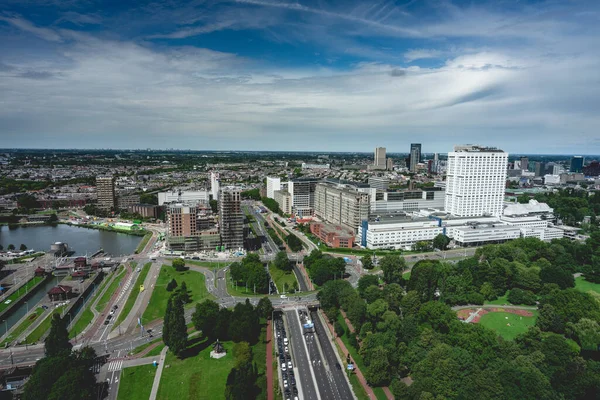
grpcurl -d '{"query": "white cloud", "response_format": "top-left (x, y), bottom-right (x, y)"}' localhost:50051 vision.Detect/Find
top-left (0, 15), bottom-right (63, 42)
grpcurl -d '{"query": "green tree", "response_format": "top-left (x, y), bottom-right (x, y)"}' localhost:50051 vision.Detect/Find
top-left (193, 299), bottom-right (220, 339)
top-left (20, 243), bottom-right (27, 251)
top-left (172, 258), bottom-right (186, 271)
top-left (364, 346), bottom-right (392, 386)
top-left (507, 288), bottom-right (537, 305)
top-left (432, 234), bottom-right (451, 251)
top-left (285, 233), bottom-right (303, 252)
top-left (166, 294), bottom-right (188, 356)
top-left (361, 255), bottom-right (373, 270)
top-left (567, 318), bottom-right (600, 351)
top-left (273, 251), bottom-right (292, 271)
top-left (358, 275), bottom-right (379, 298)
top-left (7, 244), bottom-right (15, 251)
top-left (44, 314), bottom-right (72, 357)
top-left (256, 297), bottom-right (274, 320)
top-left (380, 255), bottom-right (406, 285)
top-left (209, 199), bottom-right (218, 213)
top-left (408, 260), bottom-right (440, 302)
top-left (166, 278), bottom-right (178, 292)
top-left (178, 281), bottom-right (190, 303)
top-left (334, 321), bottom-right (345, 337)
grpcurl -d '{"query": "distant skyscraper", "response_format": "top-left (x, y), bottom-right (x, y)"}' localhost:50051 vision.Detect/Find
top-left (374, 147), bottom-right (386, 168)
top-left (210, 172), bottom-right (220, 201)
top-left (570, 156), bottom-right (584, 173)
top-left (96, 176), bottom-right (116, 210)
top-left (534, 162), bottom-right (546, 177)
top-left (445, 145), bottom-right (508, 217)
top-left (409, 143), bottom-right (422, 172)
top-left (219, 188), bottom-right (244, 250)
top-left (520, 156), bottom-right (529, 172)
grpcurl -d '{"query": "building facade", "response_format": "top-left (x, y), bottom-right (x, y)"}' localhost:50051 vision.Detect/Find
top-left (117, 194), bottom-right (140, 209)
top-left (273, 190), bottom-right (292, 214)
top-left (211, 172), bottom-right (220, 201)
top-left (219, 188), bottom-right (244, 250)
top-left (310, 223), bottom-right (355, 248)
top-left (374, 147), bottom-right (387, 168)
top-left (445, 145), bottom-right (508, 217)
top-left (96, 176), bottom-right (116, 210)
top-left (288, 179), bottom-right (319, 217)
top-left (314, 183), bottom-right (369, 232)
top-left (570, 156), bottom-right (584, 173)
top-left (409, 143), bottom-right (422, 172)
top-left (370, 188), bottom-right (445, 214)
top-left (158, 190), bottom-right (209, 206)
top-left (128, 204), bottom-right (160, 218)
top-left (167, 204), bottom-right (198, 237)
top-left (266, 176), bottom-right (281, 199)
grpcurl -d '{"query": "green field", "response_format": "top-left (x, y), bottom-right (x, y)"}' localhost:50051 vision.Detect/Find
top-left (268, 264), bottom-right (298, 294)
top-left (69, 308), bottom-right (94, 339)
top-left (117, 364), bottom-right (157, 400)
top-left (95, 266), bottom-right (126, 313)
top-left (25, 305), bottom-right (67, 344)
top-left (142, 265), bottom-right (213, 323)
top-left (478, 311), bottom-right (538, 341)
top-left (0, 276), bottom-right (45, 313)
top-left (157, 339), bottom-right (235, 400)
top-left (1, 307), bottom-right (44, 346)
top-left (253, 324), bottom-right (268, 400)
top-left (186, 260), bottom-right (227, 268)
top-left (575, 277), bottom-right (600, 295)
top-left (131, 337), bottom-right (163, 355)
top-left (113, 263), bottom-right (152, 329)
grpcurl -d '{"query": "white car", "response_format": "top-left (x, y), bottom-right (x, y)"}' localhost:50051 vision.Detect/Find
top-left (284, 346), bottom-right (289, 353)
top-left (281, 363), bottom-right (287, 371)
top-left (283, 380), bottom-right (288, 388)
top-left (287, 361), bottom-right (292, 369)
top-left (280, 294), bottom-right (287, 299)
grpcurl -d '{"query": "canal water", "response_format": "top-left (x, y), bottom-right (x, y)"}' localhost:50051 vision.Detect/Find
top-left (0, 224), bottom-right (142, 257)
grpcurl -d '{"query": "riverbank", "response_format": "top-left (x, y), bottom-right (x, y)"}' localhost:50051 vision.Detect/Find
top-left (59, 221), bottom-right (147, 237)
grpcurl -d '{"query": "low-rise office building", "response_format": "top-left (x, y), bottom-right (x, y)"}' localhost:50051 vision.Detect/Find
top-left (314, 183), bottom-right (369, 232)
top-left (311, 223), bottom-right (355, 248)
top-left (370, 188), bottom-right (445, 214)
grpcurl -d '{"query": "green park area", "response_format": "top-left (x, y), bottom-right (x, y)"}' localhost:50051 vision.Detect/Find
top-left (478, 310), bottom-right (538, 341)
top-left (25, 304), bottom-right (67, 344)
top-left (268, 263), bottom-right (298, 294)
top-left (117, 364), bottom-right (157, 400)
top-left (157, 339), bottom-right (236, 400)
top-left (335, 314), bottom-right (389, 400)
top-left (142, 265), bottom-right (212, 323)
top-left (1, 307), bottom-right (44, 346)
top-left (575, 276), bottom-right (600, 296)
top-left (113, 263), bottom-right (152, 329)
top-left (0, 276), bottom-right (45, 313)
top-left (95, 266), bottom-right (126, 313)
top-left (225, 270), bottom-right (262, 297)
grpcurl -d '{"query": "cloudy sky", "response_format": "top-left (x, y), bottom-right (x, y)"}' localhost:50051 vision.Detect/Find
top-left (1, 0), bottom-right (599, 154)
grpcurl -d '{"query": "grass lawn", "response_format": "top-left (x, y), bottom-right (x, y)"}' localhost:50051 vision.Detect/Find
top-left (25, 305), bottom-right (67, 344)
top-left (0, 276), bottom-right (45, 313)
top-left (186, 260), bottom-right (228, 268)
top-left (225, 270), bottom-right (264, 297)
top-left (112, 263), bottom-right (152, 329)
top-left (268, 264), bottom-right (298, 294)
top-left (478, 310), bottom-right (538, 341)
top-left (142, 265), bottom-right (213, 323)
top-left (69, 308), bottom-right (93, 339)
top-left (157, 339), bottom-right (236, 400)
top-left (335, 314), bottom-right (388, 400)
top-left (253, 324), bottom-right (268, 400)
top-left (1, 307), bottom-right (44, 346)
top-left (95, 266), bottom-right (126, 313)
top-left (575, 277), bottom-right (600, 295)
top-left (135, 233), bottom-right (152, 254)
top-left (146, 343), bottom-right (166, 358)
top-left (131, 337), bottom-right (163, 355)
top-left (117, 364), bottom-right (157, 400)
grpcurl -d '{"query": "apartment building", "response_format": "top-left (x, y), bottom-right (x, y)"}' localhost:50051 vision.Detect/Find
top-left (219, 188), bottom-right (244, 250)
top-left (445, 145), bottom-right (508, 217)
top-left (158, 190), bottom-right (209, 206)
top-left (266, 176), bottom-right (281, 199)
top-left (314, 183), bottom-right (369, 232)
top-left (96, 176), bottom-right (116, 210)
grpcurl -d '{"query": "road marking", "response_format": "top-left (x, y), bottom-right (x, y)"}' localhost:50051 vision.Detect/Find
top-left (108, 360), bottom-right (123, 372)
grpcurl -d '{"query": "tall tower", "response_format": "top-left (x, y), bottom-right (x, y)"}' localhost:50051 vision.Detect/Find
top-left (520, 156), bottom-right (529, 172)
top-left (219, 188), bottom-right (244, 250)
top-left (445, 145), bottom-right (508, 217)
top-left (409, 143), bottom-right (422, 172)
top-left (96, 176), bottom-right (116, 210)
top-left (374, 147), bottom-right (386, 168)
top-left (570, 156), bottom-right (584, 173)
top-left (210, 172), bottom-right (220, 201)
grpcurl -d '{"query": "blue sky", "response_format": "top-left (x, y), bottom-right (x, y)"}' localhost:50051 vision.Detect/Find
top-left (1, 0), bottom-right (599, 154)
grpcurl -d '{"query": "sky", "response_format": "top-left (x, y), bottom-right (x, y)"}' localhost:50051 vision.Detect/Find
top-left (1, 0), bottom-right (599, 154)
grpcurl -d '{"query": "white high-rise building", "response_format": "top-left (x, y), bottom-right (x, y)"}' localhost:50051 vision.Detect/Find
top-left (445, 145), bottom-right (508, 217)
top-left (210, 172), bottom-right (220, 201)
top-left (374, 147), bottom-right (386, 167)
top-left (266, 176), bottom-right (281, 199)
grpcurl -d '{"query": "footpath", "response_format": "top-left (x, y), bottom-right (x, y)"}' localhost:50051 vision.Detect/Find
top-left (266, 319), bottom-right (274, 400)
top-left (321, 309), bottom-right (394, 400)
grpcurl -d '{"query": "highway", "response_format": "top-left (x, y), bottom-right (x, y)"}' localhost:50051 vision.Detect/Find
top-left (283, 310), bottom-right (319, 400)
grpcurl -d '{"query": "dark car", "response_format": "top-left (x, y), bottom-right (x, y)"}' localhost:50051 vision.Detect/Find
top-left (335, 362), bottom-right (341, 370)
top-left (104, 320), bottom-right (110, 325)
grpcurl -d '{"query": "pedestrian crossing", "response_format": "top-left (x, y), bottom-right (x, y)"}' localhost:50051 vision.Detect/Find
top-left (107, 360), bottom-right (123, 372)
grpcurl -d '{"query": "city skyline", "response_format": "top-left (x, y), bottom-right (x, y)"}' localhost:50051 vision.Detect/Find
top-left (1, 0), bottom-right (599, 153)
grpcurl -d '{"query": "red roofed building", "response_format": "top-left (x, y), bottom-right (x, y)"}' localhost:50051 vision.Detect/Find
top-left (47, 285), bottom-right (73, 301)
top-left (310, 223), bottom-right (355, 248)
